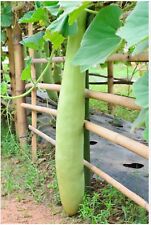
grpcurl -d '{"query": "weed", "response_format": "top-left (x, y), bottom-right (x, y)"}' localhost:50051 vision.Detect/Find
top-left (2, 167), bottom-right (20, 194)
top-left (79, 183), bottom-right (148, 224)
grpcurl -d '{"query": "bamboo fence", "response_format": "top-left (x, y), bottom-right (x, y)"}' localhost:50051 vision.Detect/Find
top-left (27, 123), bottom-right (149, 211)
top-left (25, 83), bottom-right (141, 111)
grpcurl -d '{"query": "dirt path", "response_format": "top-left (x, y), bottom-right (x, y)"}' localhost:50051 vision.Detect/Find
top-left (1, 197), bottom-right (63, 224)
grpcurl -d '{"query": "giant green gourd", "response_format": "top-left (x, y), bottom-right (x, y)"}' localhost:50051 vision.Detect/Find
top-left (56, 12), bottom-right (86, 216)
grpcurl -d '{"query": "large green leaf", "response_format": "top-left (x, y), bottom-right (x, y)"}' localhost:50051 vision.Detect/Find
top-left (73, 5), bottom-right (122, 71)
top-left (47, 1), bottom-right (89, 37)
top-left (20, 31), bottom-right (45, 50)
top-left (133, 72), bottom-right (148, 108)
top-left (45, 5), bottom-right (60, 16)
top-left (117, 1), bottom-right (148, 48)
top-left (19, 8), bottom-right (49, 24)
top-left (131, 108), bottom-right (147, 132)
top-left (1, 4), bottom-right (13, 27)
top-left (131, 108), bottom-right (149, 142)
top-left (144, 111), bottom-right (149, 142)
top-left (132, 38), bottom-right (148, 56)
top-left (132, 72), bottom-right (149, 142)
top-left (43, 1), bottom-right (58, 6)
top-left (47, 13), bottom-right (78, 37)
top-left (68, 2), bottom-right (90, 25)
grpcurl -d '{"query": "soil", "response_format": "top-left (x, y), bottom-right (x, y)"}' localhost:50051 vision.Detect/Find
top-left (1, 197), bottom-right (63, 224)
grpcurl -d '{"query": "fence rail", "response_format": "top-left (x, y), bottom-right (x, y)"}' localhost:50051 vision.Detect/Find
top-left (21, 103), bottom-right (149, 159)
top-left (28, 124), bottom-right (149, 211)
top-left (31, 52), bottom-right (148, 64)
top-left (25, 83), bottom-right (141, 110)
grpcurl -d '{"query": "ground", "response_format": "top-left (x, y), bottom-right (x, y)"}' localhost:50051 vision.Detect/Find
top-left (2, 197), bottom-right (63, 224)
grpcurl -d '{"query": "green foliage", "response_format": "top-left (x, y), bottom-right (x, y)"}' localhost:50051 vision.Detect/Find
top-left (20, 31), bottom-right (45, 50)
top-left (117, 1), bottom-right (148, 50)
top-left (132, 73), bottom-right (149, 141)
top-left (42, 1), bottom-right (59, 6)
top-left (44, 30), bottom-right (64, 49)
top-left (73, 5), bottom-right (122, 71)
top-left (19, 8), bottom-right (49, 25)
top-left (1, 126), bottom-right (20, 157)
top-left (1, 124), bottom-right (47, 202)
top-left (46, 1), bottom-right (90, 42)
top-left (1, 3), bottom-right (13, 27)
top-left (44, 3), bottom-right (60, 16)
top-left (67, 2), bottom-right (90, 25)
top-left (133, 72), bottom-right (148, 108)
top-left (116, 2), bottom-right (149, 142)
top-left (47, 13), bottom-right (78, 37)
top-left (21, 58), bottom-right (32, 81)
top-left (0, 82), bottom-right (8, 95)
top-left (0, 73), bottom-right (11, 95)
top-left (132, 39), bottom-right (148, 56)
top-left (1, 30), bottom-right (7, 44)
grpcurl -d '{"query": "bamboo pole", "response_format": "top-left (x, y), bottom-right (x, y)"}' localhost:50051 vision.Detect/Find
top-left (6, 27), bottom-right (17, 132)
top-left (24, 126), bottom-right (149, 211)
top-left (32, 57), bottom-right (65, 64)
top-left (21, 103), bottom-right (149, 159)
top-left (29, 125), bottom-right (56, 146)
top-left (89, 73), bottom-right (134, 82)
top-left (107, 62), bottom-right (114, 114)
top-left (85, 89), bottom-right (141, 111)
top-left (84, 121), bottom-right (149, 159)
top-left (28, 23), bottom-right (37, 162)
top-left (12, 19), bottom-right (27, 147)
top-left (25, 83), bottom-right (140, 111)
top-left (31, 52), bottom-right (148, 64)
top-left (21, 103), bottom-right (57, 116)
top-left (107, 52), bottom-right (148, 62)
top-left (89, 81), bottom-right (133, 85)
top-left (83, 160), bottom-right (149, 211)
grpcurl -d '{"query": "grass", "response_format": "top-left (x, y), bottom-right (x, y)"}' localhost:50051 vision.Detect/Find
top-left (1, 122), bottom-right (48, 203)
top-left (1, 122), bottom-right (148, 224)
top-left (79, 181), bottom-right (148, 224)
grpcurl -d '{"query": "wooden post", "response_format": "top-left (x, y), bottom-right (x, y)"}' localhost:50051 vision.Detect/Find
top-left (6, 27), bottom-right (17, 133)
top-left (107, 62), bottom-right (114, 114)
top-left (28, 23), bottom-right (37, 162)
top-left (12, 19), bottom-right (27, 147)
